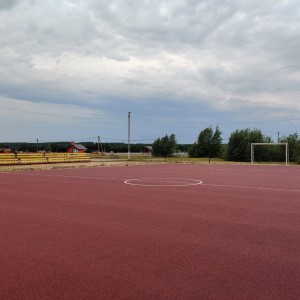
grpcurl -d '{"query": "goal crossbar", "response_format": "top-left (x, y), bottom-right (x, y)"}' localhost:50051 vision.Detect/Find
top-left (251, 143), bottom-right (289, 165)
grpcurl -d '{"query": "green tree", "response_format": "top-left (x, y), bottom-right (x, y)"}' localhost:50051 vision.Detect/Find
top-left (211, 126), bottom-right (222, 157)
top-left (188, 126), bottom-right (222, 158)
top-left (227, 128), bottom-right (268, 162)
top-left (43, 144), bottom-right (52, 152)
top-left (152, 134), bottom-right (177, 158)
top-left (197, 127), bottom-right (213, 157)
top-left (280, 133), bottom-right (300, 163)
top-left (187, 142), bottom-right (200, 158)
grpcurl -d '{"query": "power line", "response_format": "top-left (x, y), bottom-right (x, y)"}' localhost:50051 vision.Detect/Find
top-left (135, 116), bottom-right (300, 125)
top-left (0, 104), bottom-right (107, 120)
top-left (2, 103), bottom-right (300, 125)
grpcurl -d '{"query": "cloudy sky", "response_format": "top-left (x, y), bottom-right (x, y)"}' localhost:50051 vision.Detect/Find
top-left (0, 0), bottom-right (300, 144)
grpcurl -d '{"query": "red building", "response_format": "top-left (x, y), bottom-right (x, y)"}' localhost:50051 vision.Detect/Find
top-left (67, 141), bottom-right (87, 153)
top-left (0, 148), bottom-right (12, 153)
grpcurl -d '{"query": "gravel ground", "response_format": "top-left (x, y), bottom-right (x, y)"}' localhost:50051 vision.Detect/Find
top-left (0, 159), bottom-right (144, 172)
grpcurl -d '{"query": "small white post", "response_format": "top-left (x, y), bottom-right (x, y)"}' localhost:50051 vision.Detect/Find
top-left (286, 143), bottom-right (289, 166)
top-left (128, 112), bottom-right (131, 160)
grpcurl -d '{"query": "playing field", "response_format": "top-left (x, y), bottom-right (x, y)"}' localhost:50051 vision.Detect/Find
top-left (1, 164), bottom-right (300, 299)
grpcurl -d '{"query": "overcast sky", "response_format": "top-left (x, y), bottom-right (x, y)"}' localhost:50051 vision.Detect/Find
top-left (0, 0), bottom-right (300, 144)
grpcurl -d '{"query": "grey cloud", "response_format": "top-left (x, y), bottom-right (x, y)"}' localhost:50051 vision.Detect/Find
top-left (0, 0), bottom-right (300, 142)
top-left (86, 0), bottom-right (238, 54)
top-left (0, 0), bottom-right (19, 10)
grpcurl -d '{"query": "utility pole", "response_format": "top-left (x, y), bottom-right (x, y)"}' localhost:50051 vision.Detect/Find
top-left (36, 139), bottom-right (39, 152)
top-left (128, 112), bottom-right (131, 160)
top-left (97, 135), bottom-right (103, 154)
top-left (278, 131), bottom-right (280, 143)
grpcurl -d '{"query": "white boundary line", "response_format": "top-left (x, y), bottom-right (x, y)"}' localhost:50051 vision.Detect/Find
top-left (124, 178), bottom-right (203, 187)
top-left (208, 167), bottom-right (289, 172)
top-left (2, 172), bottom-right (299, 192)
top-left (202, 183), bottom-right (300, 193)
top-left (0, 173), bottom-right (202, 186)
top-left (17, 173), bottom-right (120, 180)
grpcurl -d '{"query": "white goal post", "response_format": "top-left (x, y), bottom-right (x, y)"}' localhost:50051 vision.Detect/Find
top-left (251, 143), bottom-right (289, 166)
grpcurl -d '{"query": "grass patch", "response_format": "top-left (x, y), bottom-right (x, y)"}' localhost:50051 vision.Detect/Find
top-left (104, 154), bottom-right (227, 164)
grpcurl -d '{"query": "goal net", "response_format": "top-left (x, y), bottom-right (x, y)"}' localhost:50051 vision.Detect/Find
top-left (251, 143), bottom-right (289, 166)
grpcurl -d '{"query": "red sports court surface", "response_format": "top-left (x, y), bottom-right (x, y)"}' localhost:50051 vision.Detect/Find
top-left (1, 164), bottom-right (300, 300)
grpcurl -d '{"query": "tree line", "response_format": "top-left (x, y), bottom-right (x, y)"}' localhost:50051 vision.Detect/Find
top-left (0, 142), bottom-right (153, 153)
top-left (1, 128), bottom-right (300, 163)
top-left (152, 128), bottom-right (300, 164)
top-left (0, 141), bottom-right (191, 154)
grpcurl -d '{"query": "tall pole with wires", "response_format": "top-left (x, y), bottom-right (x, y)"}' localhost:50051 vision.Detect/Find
top-left (128, 112), bottom-right (131, 160)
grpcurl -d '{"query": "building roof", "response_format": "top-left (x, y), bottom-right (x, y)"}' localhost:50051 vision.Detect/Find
top-left (69, 143), bottom-right (87, 150)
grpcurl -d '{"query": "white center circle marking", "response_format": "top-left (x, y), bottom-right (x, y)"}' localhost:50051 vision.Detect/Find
top-left (124, 178), bottom-right (203, 187)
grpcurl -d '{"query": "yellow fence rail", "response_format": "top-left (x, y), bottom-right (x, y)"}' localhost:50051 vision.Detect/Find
top-left (0, 153), bottom-right (91, 165)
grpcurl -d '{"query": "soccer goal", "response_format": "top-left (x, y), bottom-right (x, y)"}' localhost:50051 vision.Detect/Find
top-left (251, 143), bottom-right (289, 166)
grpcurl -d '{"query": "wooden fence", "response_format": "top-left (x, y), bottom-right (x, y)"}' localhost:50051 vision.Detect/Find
top-left (0, 153), bottom-right (91, 165)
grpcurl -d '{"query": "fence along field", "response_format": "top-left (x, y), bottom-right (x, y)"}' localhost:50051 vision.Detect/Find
top-left (0, 152), bottom-right (90, 165)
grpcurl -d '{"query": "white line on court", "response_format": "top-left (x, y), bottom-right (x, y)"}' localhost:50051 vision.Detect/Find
top-left (0, 173), bottom-right (202, 186)
top-left (124, 178), bottom-right (203, 187)
top-left (7, 173), bottom-right (121, 181)
top-left (202, 183), bottom-right (300, 193)
top-left (2, 172), bottom-right (298, 192)
top-left (208, 167), bottom-right (289, 173)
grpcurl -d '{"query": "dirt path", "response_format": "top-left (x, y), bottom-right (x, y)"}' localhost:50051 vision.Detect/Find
top-left (0, 159), bottom-right (144, 172)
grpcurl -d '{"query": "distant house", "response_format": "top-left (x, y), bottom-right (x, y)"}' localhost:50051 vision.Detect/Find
top-left (142, 146), bottom-right (152, 154)
top-left (0, 148), bottom-right (12, 153)
top-left (67, 141), bottom-right (87, 153)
